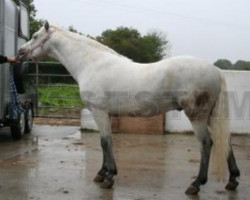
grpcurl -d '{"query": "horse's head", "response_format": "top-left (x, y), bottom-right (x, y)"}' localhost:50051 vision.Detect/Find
top-left (18, 21), bottom-right (54, 61)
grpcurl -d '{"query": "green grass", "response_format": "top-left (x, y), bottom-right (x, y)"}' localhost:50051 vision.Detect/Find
top-left (38, 84), bottom-right (84, 108)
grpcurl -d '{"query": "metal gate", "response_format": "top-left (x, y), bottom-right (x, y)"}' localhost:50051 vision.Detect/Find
top-left (27, 62), bottom-right (84, 119)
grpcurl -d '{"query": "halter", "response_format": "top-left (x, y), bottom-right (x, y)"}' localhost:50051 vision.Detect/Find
top-left (30, 30), bottom-right (56, 54)
top-left (18, 30), bottom-right (56, 61)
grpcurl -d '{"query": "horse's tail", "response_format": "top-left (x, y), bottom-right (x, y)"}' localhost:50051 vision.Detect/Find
top-left (208, 70), bottom-right (230, 181)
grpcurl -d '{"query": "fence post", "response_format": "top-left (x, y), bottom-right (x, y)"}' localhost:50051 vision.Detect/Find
top-left (35, 63), bottom-right (39, 86)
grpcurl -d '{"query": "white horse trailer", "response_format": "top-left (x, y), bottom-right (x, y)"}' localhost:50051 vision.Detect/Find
top-left (0, 0), bottom-right (37, 139)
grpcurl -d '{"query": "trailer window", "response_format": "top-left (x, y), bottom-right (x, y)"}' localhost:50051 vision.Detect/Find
top-left (19, 3), bottom-right (29, 39)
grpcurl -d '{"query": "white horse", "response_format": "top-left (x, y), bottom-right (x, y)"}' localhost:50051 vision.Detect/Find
top-left (18, 22), bottom-right (240, 194)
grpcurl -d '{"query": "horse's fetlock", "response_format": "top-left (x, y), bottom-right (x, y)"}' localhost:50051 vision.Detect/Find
top-left (200, 177), bottom-right (207, 185)
top-left (109, 168), bottom-right (117, 175)
top-left (98, 168), bottom-right (107, 176)
top-left (231, 169), bottom-right (240, 178)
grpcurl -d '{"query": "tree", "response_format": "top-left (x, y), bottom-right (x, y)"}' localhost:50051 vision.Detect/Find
top-left (137, 31), bottom-right (169, 63)
top-left (96, 27), bottom-right (169, 63)
top-left (214, 59), bottom-right (233, 70)
top-left (214, 59), bottom-right (250, 71)
top-left (234, 60), bottom-right (250, 70)
top-left (13, 0), bottom-right (43, 37)
top-left (97, 27), bottom-right (140, 61)
top-left (29, 19), bottom-right (44, 37)
top-left (13, 0), bottom-right (36, 18)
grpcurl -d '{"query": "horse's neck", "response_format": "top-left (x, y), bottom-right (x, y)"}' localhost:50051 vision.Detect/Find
top-left (48, 30), bottom-right (125, 83)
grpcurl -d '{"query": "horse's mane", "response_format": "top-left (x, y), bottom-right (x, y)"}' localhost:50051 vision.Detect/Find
top-left (51, 25), bottom-right (129, 60)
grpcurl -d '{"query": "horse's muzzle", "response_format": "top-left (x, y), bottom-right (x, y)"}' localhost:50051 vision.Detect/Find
top-left (17, 48), bottom-right (28, 60)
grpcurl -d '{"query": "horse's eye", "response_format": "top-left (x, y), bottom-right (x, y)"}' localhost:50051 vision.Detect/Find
top-left (33, 35), bottom-right (38, 40)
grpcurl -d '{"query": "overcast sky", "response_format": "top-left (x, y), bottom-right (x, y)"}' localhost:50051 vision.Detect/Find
top-left (34, 0), bottom-right (250, 62)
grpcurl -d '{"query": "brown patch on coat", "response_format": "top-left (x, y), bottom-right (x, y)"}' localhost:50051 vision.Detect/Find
top-left (195, 91), bottom-right (210, 107)
top-left (180, 98), bottom-right (197, 121)
top-left (180, 91), bottom-right (211, 122)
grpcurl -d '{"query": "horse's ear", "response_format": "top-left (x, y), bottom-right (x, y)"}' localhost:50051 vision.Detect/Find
top-left (45, 21), bottom-right (50, 32)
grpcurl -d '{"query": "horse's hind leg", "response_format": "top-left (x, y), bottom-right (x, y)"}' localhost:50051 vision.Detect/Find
top-left (91, 109), bottom-right (117, 189)
top-left (185, 121), bottom-right (213, 195)
top-left (225, 144), bottom-right (240, 190)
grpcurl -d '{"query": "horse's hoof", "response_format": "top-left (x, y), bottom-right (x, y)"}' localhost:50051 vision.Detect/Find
top-left (101, 179), bottom-right (114, 189)
top-left (185, 185), bottom-right (200, 195)
top-left (225, 181), bottom-right (239, 191)
top-left (93, 175), bottom-right (105, 183)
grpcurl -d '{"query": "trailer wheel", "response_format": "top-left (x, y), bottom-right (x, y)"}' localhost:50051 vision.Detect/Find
top-left (25, 105), bottom-right (33, 133)
top-left (11, 112), bottom-right (25, 140)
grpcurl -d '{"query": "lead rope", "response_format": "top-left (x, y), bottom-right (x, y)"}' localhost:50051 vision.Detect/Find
top-left (9, 64), bottom-right (25, 120)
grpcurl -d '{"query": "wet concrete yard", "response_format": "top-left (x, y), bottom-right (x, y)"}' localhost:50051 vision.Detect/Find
top-left (0, 125), bottom-right (249, 200)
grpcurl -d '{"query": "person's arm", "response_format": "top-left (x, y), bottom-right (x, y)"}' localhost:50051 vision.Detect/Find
top-left (7, 57), bottom-right (18, 64)
top-left (0, 55), bottom-right (8, 64)
top-left (0, 55), bottom-right (17, 64)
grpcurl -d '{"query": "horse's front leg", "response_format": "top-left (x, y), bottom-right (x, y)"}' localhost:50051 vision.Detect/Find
top-left (91, 109), bottom-right (117, 189)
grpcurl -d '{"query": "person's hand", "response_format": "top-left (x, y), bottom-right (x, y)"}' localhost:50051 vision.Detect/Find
top-left (7, 57), bottom-right (18, 64)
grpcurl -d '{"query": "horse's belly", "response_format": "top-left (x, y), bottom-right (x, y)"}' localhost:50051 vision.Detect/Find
top-left (108, 97), bottom-right (176, 118)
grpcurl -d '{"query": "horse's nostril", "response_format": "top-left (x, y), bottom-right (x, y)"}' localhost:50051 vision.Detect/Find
top-left (18, 48), bottom-right (25, 54)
